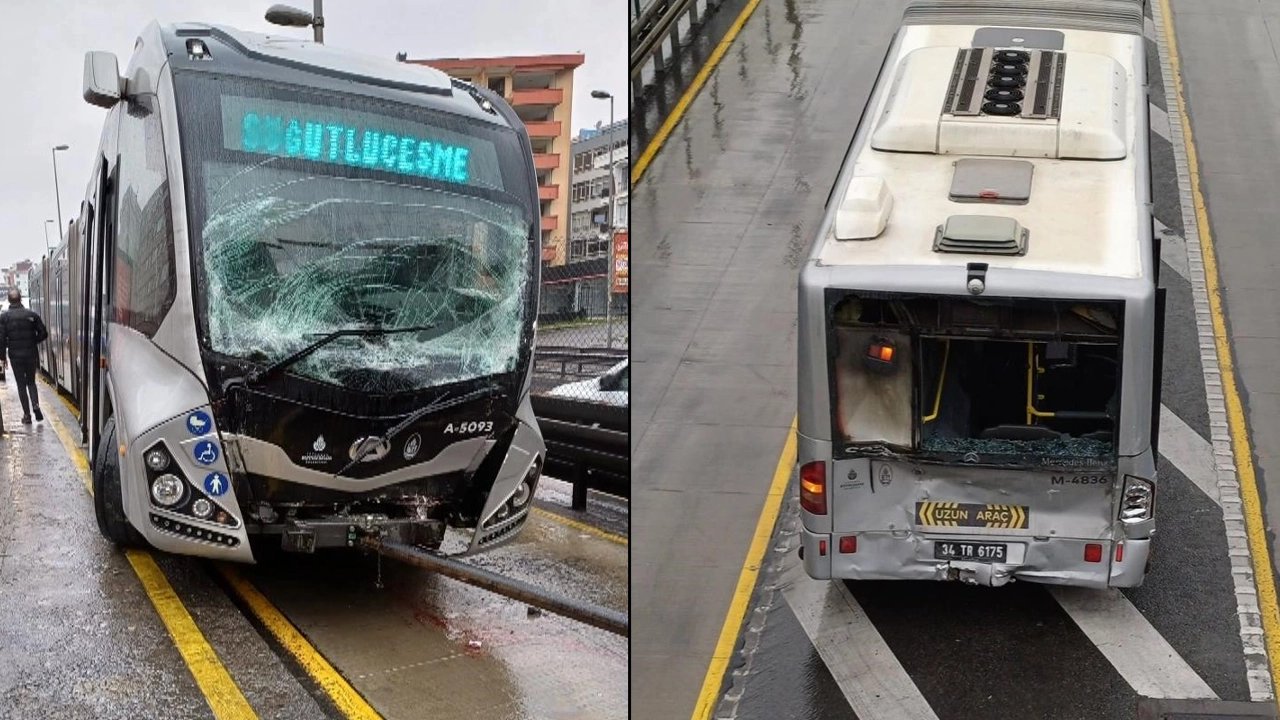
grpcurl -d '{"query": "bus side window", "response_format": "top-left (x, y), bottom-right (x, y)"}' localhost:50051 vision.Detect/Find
top-left (114, 94), bottom-right (176, 337)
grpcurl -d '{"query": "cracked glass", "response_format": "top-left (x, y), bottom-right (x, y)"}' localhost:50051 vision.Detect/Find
top-left (175, 73), bottom-right (534, 393)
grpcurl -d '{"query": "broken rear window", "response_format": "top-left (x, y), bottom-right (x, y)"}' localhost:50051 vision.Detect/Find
top-left (828, 293), bottom-right (1123, 465)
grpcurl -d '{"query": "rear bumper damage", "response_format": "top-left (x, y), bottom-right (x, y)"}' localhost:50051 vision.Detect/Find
top-left (800, 528), bottom-right (1150, 589)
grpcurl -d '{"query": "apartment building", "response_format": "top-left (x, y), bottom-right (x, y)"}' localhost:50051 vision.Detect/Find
top-left (409, 53), bottom-right (584, 267)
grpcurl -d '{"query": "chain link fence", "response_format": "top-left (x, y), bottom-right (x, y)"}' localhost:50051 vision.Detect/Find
top-left (530, 275), bottom-right (629, 507)
top-left (532, 279), bottom-right (628, 407)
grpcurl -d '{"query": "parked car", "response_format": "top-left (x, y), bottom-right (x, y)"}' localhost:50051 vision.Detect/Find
top-left (548, 359), bottom-right (628, 407)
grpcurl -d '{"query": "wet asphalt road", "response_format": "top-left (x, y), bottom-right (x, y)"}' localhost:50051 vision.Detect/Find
top-left (0, 377), bottom-right (627, 720)
top-left (630, 0), bottom-right (1279, 718)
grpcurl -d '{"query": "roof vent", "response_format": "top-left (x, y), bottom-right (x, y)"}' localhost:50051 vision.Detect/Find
top-left (934, 215), bottom-right (1029, 256)
top-left (944, 47), bottom-right (1065, 120)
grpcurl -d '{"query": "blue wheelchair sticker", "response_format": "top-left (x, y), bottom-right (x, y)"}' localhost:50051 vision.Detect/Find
top-left (203, 472), bottom-right (230, 497)
top-left (193, 440), bottom-right (220, 466)
top-left (186, 410), bottom-right (213, 436)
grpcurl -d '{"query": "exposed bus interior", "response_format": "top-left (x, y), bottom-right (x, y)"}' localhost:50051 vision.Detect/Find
top-left (829, 293), bottom-right (1123, 465)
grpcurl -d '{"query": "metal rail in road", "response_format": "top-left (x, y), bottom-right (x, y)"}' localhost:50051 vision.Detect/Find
top-left (362, 537), bottom-right (630, 637)
top-left (630, 0), bottom-right (723, 101)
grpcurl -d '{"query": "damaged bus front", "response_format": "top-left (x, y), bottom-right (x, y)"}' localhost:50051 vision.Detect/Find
top-left (80, 24), bottom-right (544, 562)
top-left (797, 274), bottom-right (1163, 588)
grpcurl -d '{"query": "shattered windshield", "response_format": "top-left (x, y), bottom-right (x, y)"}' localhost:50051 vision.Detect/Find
top-left (175, 73), bottom-right (534, 393)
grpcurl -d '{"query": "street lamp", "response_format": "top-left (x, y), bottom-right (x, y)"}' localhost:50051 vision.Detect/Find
top-left (265, 2), bottom-right (325, 43)
top-left (591, 89), bottom-right (617, 349)
top-left (43, 220), bottom-right (55, 254)
top-left (51, 145), bottom-right (68, 235)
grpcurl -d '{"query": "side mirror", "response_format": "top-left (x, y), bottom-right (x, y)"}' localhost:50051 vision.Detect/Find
top-left (83, 51), bottom-right (122, 108)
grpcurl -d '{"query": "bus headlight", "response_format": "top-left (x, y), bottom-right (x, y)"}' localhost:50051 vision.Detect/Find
top-left (151, 474), bottom-right (185, 507)
top-left (191, 498), bottom-right (214, 519)
top-left (145, 448), bottom-right (170, 473)
top-left (1119, 475), bottom-right (1155, 523)
top-left (510, 482), bottom-right (531, 509)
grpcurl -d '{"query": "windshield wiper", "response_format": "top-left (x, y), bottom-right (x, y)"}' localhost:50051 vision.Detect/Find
top-left (234, 324), bottom-right (436, 389)
top-left (335, 382), bottom-right (503, 477)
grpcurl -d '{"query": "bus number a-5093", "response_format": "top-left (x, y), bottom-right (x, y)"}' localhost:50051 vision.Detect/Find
top-left (1050, 475), bottom-right (1110, 485)
top-left (444, 421), bottom-right (493, 435)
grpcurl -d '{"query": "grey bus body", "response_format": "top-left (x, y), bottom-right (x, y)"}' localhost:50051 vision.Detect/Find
top-left (70, 22), bottom-right (545, 562)
top-left (796, 1), bottom-right (1161, 588)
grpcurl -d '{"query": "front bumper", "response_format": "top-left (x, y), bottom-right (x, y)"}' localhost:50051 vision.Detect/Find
top-left (800, 528), bottom-right (1150, 589)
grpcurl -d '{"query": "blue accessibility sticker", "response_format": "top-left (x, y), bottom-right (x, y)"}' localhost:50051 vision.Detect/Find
top-left (193, 440), bottom-right (220, 466)
top-left (186, 410), bottom-right (213, 436)
top-left (203, 472), bottom-right (230, 497)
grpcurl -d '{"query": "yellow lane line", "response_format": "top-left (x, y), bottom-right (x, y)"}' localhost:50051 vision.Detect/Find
top-left (533, 506), bottom-right (629, 546)
top-left (689, 417), bottom-right (797, 720)
top-left (44, 401), bottom-right (258, 719)
top-left (128, 552), bottom-right (260, 719)
top-left (631, 0), bottom-right (763, 184)
top-left (1158, 0), bottom-right (1280, 698)
top-left (217, 566), bottom-right (384, 720)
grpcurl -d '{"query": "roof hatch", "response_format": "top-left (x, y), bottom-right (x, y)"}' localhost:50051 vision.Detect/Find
top-left (871, 45), bottom-right (1128, 159)
top-left (949, 158), bottom-right (1033, 204)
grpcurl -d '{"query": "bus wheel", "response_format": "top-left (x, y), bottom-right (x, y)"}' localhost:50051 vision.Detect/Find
top-left (93, 416), bottom-right (146, 547)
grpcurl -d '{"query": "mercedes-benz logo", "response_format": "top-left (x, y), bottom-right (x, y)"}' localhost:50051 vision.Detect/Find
top-left (349, 436), bottom-right (391, 462)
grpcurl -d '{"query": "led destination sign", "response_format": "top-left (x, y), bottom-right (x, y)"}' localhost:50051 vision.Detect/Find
top-left (220, 95), bottom-right (503, 188)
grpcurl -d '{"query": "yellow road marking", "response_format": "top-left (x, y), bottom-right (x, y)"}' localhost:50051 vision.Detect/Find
top-left (533, 506), bottom-right (629, 546)
top-left (129, 552), bottom-right (260, 719)
top-left (1158, 0), bottom-right (1280, 697)
top-left (690, 417), bottom-right (796, 720)
top-left (43, 399), bottom-right (258, 719)
top-left (632, 0), bottom-right (763, 185)
top-left (218, 566), bottom-right (384, 720)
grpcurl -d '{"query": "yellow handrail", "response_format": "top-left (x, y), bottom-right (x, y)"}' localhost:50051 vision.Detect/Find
top-left (923, 339), bottom-right (950, 423)
top-left (1026, 342), bottom-right (1056, 424)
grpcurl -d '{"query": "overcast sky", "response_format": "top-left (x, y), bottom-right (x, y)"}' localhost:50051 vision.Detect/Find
top-left (0, 0), bottom-right (626, 270)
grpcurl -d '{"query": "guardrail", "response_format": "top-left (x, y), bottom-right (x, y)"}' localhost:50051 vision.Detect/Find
top-left (630, 0), bottom-right (724, 102)
top-left (531, 394), bottom-right (628, 510)
top-left (533, 346), bottom-right (627, 386)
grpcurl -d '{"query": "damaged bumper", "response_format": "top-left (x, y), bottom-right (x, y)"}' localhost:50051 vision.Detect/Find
top-left (800, 528), bottom-right (1150, 589)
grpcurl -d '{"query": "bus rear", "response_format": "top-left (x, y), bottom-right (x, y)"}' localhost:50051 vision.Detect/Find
top-left (796, 280), bottom-right (1161, 589)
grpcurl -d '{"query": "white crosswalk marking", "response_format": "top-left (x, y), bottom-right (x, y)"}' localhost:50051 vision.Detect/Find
top-left (1050, 586), bottom-right (1218, 699)
top-left (1160, 404), bottom-right (1219, 506)
top-left (782, 568), bottom-right (940, 720)
top-left (1156, 217), bottom-right (1190, 281)
top-left (1150, 102), bottom-right (1171, 141)
top-left (1040, 408), bottom-right (1220, 699)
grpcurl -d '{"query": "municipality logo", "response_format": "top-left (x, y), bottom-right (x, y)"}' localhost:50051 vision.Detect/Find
top-left (301, 435), bottom-right (332, 465)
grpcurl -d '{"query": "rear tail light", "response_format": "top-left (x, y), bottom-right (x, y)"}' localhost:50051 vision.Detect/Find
top-left (818, 539), bottom-right (828, 556)
top-left (1115, 543), bottom-right (1124, 562)
top-left (1084, 543), bottom-right (1103, 563)
top-left (800, 461), bottom-right (827, 515)
top-left (863, 337), bottom-right (898, 374)
top-left (1119, 475), bottom-right (1155, 523)
top-left (839, 536), bottom-right (857, 553)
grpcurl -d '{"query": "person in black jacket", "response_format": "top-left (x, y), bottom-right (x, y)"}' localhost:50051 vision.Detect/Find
top-left (0, 288), bottom-right (49, 424)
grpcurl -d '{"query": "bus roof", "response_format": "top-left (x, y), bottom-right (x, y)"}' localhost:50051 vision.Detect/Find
top-left (148, 22), bottom-right (513, 129)
top-left (814, 13), bottom-right (1150, 281)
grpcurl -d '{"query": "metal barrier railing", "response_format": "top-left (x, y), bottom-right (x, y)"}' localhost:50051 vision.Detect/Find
top-left (531, 394), bottom-right (628, 509)
top-left (631, 0), bottom-right (722, 100)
